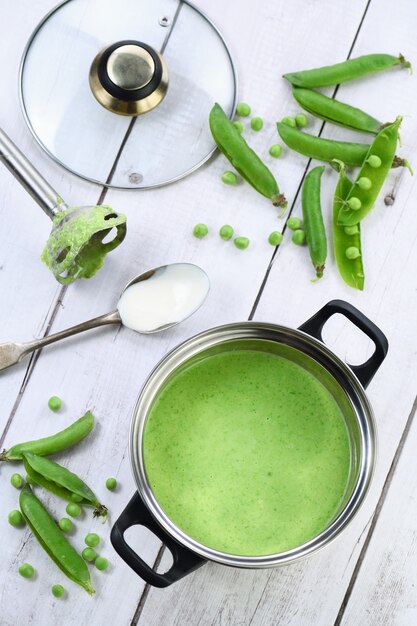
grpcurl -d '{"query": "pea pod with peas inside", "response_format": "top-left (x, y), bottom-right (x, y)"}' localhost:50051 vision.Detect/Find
top-left (19, 485), bottom-right (95, 595)
top-left (338, 116), bottom-right (402, 226)
top-left (22, 452), bottom-right (107, 520)
top-left (283, 53), bottom-right (411, 88)
top-left (209, 103), bottom-right (287, 209)
top-left (331, 161), bottom-right (364, 290)
top-left (0, 410), bottom-right (94, 462)
top-left (301, 165), bottom-right (327, 279)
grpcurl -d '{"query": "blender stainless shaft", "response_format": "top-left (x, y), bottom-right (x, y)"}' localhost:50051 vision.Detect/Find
top-left (0, 127), bottom-right (69, 218)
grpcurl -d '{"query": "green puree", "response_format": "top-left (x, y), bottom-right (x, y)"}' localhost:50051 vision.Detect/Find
top-left (144, 350), bottom-right (351, 556)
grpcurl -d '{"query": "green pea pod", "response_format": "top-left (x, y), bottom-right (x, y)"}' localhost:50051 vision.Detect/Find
top-left (209, 103), bottom-right (287, 208)
top-left (338, 117), bottom-right (402, 226)
top-left (283, 53), bottom-right (411, 88)
top-left (0, 411), bottom-right (94, 462)
top-left (332, 161), bottom-right (364, 290)
top-left (22, 452), bottom-right (107, 519)
top-left (19, 485), bottom-right (95, 595)
top-left (301, 165), bottom-right (327, 279)
top-left (292, 87), bottom-right (382, 134)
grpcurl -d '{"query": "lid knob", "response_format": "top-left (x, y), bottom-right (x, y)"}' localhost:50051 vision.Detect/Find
top-left (89, 40), bottom-right (168, 116)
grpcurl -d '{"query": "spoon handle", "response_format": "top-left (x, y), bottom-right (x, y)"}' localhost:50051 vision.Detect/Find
top-left (0, 128), bottom-right (69, 219)
top-left (0, 310), bottom-right (121, 372)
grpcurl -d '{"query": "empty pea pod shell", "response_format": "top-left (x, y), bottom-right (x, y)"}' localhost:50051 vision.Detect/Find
top-left (301, 165), bottom-right (327, 279)
top-left (22, 452), bottom-right (107, 520)
top-left (292, 87), bottom-right (382, 134)
top-left (209, 103), bottom-right (287, 208)
top-left (283, 53), bottom-right (411, 88)
top-left (19, 485), bottom-right (94, 595)
top-left (332, 161), bottom-right (364, 290)
top-left (338, 117), bottom-right (402, 226)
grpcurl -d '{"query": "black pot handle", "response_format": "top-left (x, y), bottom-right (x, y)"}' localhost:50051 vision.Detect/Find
top-left (110, 491), bottom-right (206, 588)
top-left (298, 299), bottom-right (388, 388)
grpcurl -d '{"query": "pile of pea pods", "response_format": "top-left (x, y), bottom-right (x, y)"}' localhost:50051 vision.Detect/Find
top-left (209, 53), bottom-right (412, 289)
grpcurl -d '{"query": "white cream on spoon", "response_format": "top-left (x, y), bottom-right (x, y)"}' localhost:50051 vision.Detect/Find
top-left (117, 263), bottom-right (210, 333)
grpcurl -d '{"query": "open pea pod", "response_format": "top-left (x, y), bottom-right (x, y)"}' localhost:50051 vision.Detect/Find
top-left (22, 452), bottom-right (107, 520)
top-left (19, 485), bottom-right (94, 595)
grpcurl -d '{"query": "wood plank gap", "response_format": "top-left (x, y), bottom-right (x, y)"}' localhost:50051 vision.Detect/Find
top-left (334, 392), bottom-right (417, 626)
top-left (129, 544), bottom-right (166, 626)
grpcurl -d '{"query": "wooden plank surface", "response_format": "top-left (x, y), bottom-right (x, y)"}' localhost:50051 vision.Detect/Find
top-left (0, 0), bottom-right (416, 625)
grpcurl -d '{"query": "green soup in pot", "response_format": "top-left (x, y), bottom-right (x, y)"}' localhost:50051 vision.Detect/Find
top-left (143, 348), bottom-right (352, 556)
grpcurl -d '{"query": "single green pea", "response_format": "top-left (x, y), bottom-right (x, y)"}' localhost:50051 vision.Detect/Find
top-left (269, 144), bottom-right (283, 158)
top-left (8, 509), bottom-right (24, 527)
top-left (250, 116), bottom-right (263, 131)
top-left (236, 102), bottom-right (251, 117)
top-left (287, 216), bottom-right (302, 231)
top-left (48, 396), bottom-right (62, 412)
top-left (219, 224), bottom-right (234, 240)
top-left (10, 473), bottom-right (24, 489)
top-left (192, 223), bottom-right (208, 239)
top-left (234, 236), bottom-right (250, 250)
top-left (281, 116), bottom-right (296, 128)
top-left (52, 584), bottom-right (65, 598)
top-left (66, 502), bottom-right (81, 518)
top-left (345, 246), bottom-right (361, 260)
top-left (95, 556), bottom-right (109, 571)
top-left (82, 547), bottom-right (97, 562)
top-left (347, 197), bottom-right (362, 211)
top-left (268, 231), bottom-right (283, 246)
top-left (106, 477), bottom-right (117, 491)
top-left (85, 533), bottom-right (100, 548)
top-left (357, 177), bottom-right (372, 190)
top-left (291, 229), bottom-right (306, 245)
top-left (70, 493), bottom-right (83, 503)
top-left (233, 120), bottom-right (244, 133)
top-left (18, 563), bottom-right (35, 579)
top-left (221, 171), bottom-right (238, 185)
top-left (344, 225), bottom-right (360, 235)
top-left (366, 154), bottom-right (382, 168)
top-left (295, 113), bottom-right (308, 128)
top-left (58, 517), bottom-right (73, 533)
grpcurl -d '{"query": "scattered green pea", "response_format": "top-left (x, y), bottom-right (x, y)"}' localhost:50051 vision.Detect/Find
top-left (82, 547), bottom-right (97, 562)
top-left (291, 229), bottom-right (306, 245)
top-left (10, 473), bottom-right (24, 489)
top-left (344, 225), bottom-right (360, 235)
top-left (357, 177), bottom-right (372, 190)
top-left (85, 533), bottom-right (100, 548)
top-left (106, 477), bottom-right (117, 491)
top-left (52, 584), bottom-right (65, 598)
top-left (219, 224), bottom-right (234, 240)
top-left (8, 509), bottom-right (24, 527)
top-left (58, 517), bottom-right (73, 533)
top-left (192, 223), bottom-right (208, 239)
top-left (295, 113), bottom-right (308, 128)
top-left (281, 116), bottom-right (296, 128)
top-left (250, 116), bottom-right (263, 131)
top-left (234, 236), bottom-right (250, 250)
top-left (347, 197), bottom-right (362, 211)
top-left (48, 396), bottom-right (62, 412)
top-left (66, 502), bottom-right (81, 518)
top-left (366, 154), bottom-right (382, 168)
top-left (268, 231), bottom-right (283, 246)
top-left (345, 246), bottom-right (361, 260)
top-left (268, 144), bottom-right (283, 158)
top-left (287, 216), bottom-right (302, 231)
top-left (236, 102), bottom-right (251, 117)
top-left (233, 120), bottom-right (243, 133)
top-left (221, 171), bottom-right (238, 185)
top-left (18, 563), bottom-right (35, 579)
top-left (95, 556), bottom-right (109, 571)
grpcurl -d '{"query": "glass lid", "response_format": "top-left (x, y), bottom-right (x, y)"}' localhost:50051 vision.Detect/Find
top-left (19, 0), bottom-right (237, 189)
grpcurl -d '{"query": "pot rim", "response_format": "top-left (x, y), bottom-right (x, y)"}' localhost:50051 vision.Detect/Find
top-left (129, 320), bottom-right (376, 568)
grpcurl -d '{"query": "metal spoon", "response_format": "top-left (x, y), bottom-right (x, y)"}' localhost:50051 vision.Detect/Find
top-left (0, 263), bottom-right (210, 372)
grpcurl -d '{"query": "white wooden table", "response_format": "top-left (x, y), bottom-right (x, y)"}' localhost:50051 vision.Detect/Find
top-left (1, 1), bottom-right (417, 624)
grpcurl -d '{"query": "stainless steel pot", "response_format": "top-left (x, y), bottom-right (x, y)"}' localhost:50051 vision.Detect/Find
top-left (111, 300), bottom-right (388, 587)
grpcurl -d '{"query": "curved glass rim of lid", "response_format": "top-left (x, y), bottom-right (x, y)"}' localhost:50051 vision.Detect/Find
top-left (18, 0), bottom-right (238, 190)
